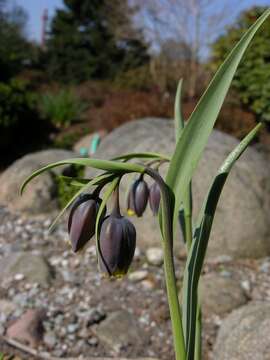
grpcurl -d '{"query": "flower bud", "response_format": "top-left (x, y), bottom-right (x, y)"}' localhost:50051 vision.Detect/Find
top-left (98, 214), bottom-right (136, 277)
top-left (127, 178), bottom-right (149, 217)
top-left (149, 182), bottom-right (161, 216)
top-left (68, 194), bottom-right (101, 252)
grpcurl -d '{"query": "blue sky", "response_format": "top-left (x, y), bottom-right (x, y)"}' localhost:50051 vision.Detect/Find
top-left (15, 0), bottom-right (270, 43)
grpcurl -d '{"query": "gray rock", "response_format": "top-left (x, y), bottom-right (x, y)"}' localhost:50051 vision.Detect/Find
top-left (213, 302), bottom-right (270, 359)
top-left (0, 149), bottom-right (76, 214)
top-left (128, 270), bottom-right (148, 282)
top-left (94, 310), bottom-right (145, 353)
top-left (200, 273), bottom-right (247, 316)
top-left (44, 332), bottom-right (57, 348)
top-left (86, 118), bottom-right (270, 259)
top-left (146, 248), bottom-right (163, 266)
top-left (0, 252), bottom-right (53, 286)
top-left (6, 308), bottom-right (45, 347)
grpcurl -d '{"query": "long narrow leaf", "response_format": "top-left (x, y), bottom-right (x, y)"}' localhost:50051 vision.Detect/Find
top-left (21, 158), bottom-right (145, 194)
top-left (165, 9), bottom-right (270, 239)
top-left (112, 152), bottom-right (170, 161)
top-left (174, 79), bottom-right (184, 141)
top-left (174, 79), bottom-right (193, 247)
top-left (182, 123), bottom-right (263, 359)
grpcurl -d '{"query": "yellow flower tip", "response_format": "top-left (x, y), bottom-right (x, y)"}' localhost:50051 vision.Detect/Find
top-left (100, 271), bottom-right (127, 280)
top-left (127, 209), bottom-right (135, 216)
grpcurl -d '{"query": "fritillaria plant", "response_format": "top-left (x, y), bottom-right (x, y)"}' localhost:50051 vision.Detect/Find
top-left (21, 10), bottom-right (270, 360)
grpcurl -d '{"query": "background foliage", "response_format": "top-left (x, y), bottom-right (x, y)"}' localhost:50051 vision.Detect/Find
top-left (210, 6), bottom-right (270, 122)
top-left (45, 0), bottom-right (149, 83)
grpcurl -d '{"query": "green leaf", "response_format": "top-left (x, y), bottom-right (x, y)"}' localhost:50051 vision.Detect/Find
top-left (174, 79), bottom-right (193, 248)
top-left (57, 175), bottom-right (91, 187)
top-left (20, 158), bottom-right (145, 195)
top-left (49, 173), bottom-right (114, 232)
top-left (174, 78), bottom-right (184, 141)
top-left (112, 152), bottom-right (170, 161)
top-left (182, 122), bottom-right (263, 360)
top-left (95, 177), bottom-right (120, 271)
top-left (166, 9), bottom-right (270, 240)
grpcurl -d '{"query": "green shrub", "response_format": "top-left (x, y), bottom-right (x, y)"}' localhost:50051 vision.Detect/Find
top-left (39, 88), bottom-right (88, 128)
top-left (0, 79), bottom-right (36, 128)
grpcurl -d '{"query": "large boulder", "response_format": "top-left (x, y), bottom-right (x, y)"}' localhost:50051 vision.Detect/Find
top-left (86, 118), bottom-right (270, 259)
top-left (200, 273), bottom-right (247, 316)
top-left (0, 149), bottom-right (76, 214)
top-left (0, 252), bottom-right (53, 287)
top-left (213, 302), bottom-right (270, 360)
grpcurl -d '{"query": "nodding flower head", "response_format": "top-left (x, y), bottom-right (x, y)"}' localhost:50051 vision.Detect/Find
top-left (68, 194), bottom-right (102, 252)
top-left (127, 177), bottom-right (149, 217)
top-left (98, 185), bottom-right (136, 277)
top-left (149, 182), bottom-right (161, 216)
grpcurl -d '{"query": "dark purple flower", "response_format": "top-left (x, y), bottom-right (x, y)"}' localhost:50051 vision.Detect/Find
top-left (127, 178), bottom-right (149, 217)
top-left (149, 182), bottom-right (161, 216)
top-left (68, 194), bottom-right (101, 252)
top-left (98, 214), bottom-right (136, 277)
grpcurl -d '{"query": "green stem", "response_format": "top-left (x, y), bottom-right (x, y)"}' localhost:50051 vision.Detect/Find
top-left (145, 168), bottom-right (186, 360)
top-left (195, 304), bottom-right (202, 360)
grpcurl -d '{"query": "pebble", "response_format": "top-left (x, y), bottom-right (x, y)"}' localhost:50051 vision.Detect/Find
top-left (128, 270), bottom-right (148, 282)
top-left (44, 332), bottom-right (57, 347)
top-left (88, 337), bottom-right (98, 346)
top-left (14, 273), bottom-right (25, 281)
top-left (85, 308), bottom-right (106, 326)
top-left (241, 280), bottom-right (251, 292)
top-left (67, 323), bottom-right (79, 334)
top-left (140, 279), bottom-right (155, 290)
top-left (146, 248), bottom-right (163, 266)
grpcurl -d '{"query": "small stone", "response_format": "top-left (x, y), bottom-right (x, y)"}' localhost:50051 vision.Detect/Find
top-left (44, 332), bottom-right (57, 348)
top-left (134, 247), bottom-right (141, 259)
top-left (14, 273), bottom-right (25, 281)
top-left (240, 280), bottom-right (251, 292)
top-left (140, 279), bottom-right (155, 290)
top-left (85, 309), bottom-right (106, 326)
top-left (94, 310), bottom-right (144, 352)
top-left (259, 261), bottom-right (270, 273)
top-left (87, 337), bottom-right (98, 346)
top-left (146, 248), bottom-right (163, 266)
top-left (128, 270), bottom-right (148, 282)
top-left (67, 323), bottom-right (79, 334)
top-left (6, 309), bottom-right (45, 347)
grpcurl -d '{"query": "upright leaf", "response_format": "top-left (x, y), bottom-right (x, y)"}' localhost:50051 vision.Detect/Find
top-left (182, 123), bottom-right (263, 359)
top-left (174, 79), bottom-right (185, 141)
top-left (174, 79), bottom-right (193, 248)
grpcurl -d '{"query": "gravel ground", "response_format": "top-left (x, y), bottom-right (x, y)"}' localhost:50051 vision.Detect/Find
top-left (0, 205), bottom-right (270, 360)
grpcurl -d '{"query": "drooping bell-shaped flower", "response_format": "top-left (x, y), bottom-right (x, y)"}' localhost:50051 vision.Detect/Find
top-left (127, 177), bottom-right (149, 217)
top-left (149, 182), bottom-right (161, 216)
top-left (99, 186), bottom-right (136, 277)
top-left (68, 194), bottom-right (101, 252)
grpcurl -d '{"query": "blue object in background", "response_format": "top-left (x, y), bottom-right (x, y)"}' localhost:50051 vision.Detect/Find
top-left (79, 133), bottom-right (101, 157)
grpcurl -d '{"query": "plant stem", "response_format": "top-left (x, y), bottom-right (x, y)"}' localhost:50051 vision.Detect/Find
top-left (195, 302), bottom-right (202, 360)
top-left (145, 167), bottom-right (186, 360)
